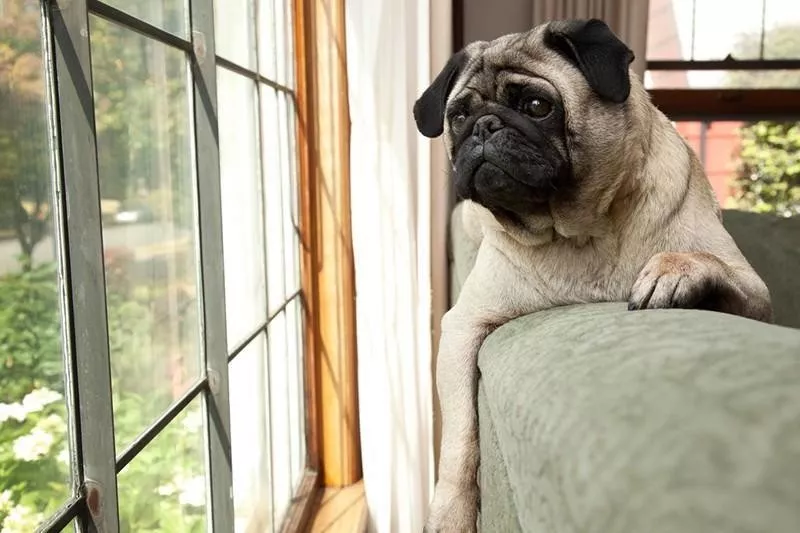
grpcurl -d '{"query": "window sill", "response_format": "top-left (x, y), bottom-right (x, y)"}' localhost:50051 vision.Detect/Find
top-left (308, 480), bottom-right (367, 533)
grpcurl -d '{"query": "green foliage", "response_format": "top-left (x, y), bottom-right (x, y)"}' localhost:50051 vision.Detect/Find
top-left (0, 260), bottom-right (206, 532)
top-left (730, 122), bottom-right (800, 217)
top-left (115, 402), bottom-right (207, 533)
top-left (723, 25), bottom-right (800, 217)
top-left (0, 262), bottom-right (62, 400)
top-left (0, 262), bottom-right (71, 529)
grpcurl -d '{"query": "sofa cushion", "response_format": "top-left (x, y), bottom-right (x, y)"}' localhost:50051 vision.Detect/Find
top-left (478, 303), bottom-right (800, 533)
top-left (718, 210), bottom-right (800, 328)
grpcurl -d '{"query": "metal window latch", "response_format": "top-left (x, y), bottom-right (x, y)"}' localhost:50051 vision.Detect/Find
top-left (193, 31), bottom-right (207, 65)
top-left (207, 368), bottom-right (221, 395)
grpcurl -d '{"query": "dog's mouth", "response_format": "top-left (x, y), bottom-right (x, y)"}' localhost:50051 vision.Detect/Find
top-left (454, 127), bottom-right (570, 216)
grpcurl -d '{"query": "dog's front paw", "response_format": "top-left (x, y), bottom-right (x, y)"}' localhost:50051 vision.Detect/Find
top-left (628, 252), bottom-right (736, 311)
top-left (424, 481), bottom-right (479, 533)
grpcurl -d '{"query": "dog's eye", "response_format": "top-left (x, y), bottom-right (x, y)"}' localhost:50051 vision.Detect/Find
top-left (520, 97), bottom-right (552, 118)
top-left (450, 113), bottom-right (467, 131)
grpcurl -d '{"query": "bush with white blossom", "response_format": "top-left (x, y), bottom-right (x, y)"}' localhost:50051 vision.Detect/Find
top-left (0, 262), bottom-right (206, 532)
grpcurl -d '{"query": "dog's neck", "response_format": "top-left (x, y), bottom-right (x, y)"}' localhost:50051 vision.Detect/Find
top-left (493, 209), bottom-right (596, 248)
top-left (545, 86), bottom-right (659, 245)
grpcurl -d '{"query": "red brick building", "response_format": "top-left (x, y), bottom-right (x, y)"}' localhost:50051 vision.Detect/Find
top-left (646, 0), bottom-right (742, 207)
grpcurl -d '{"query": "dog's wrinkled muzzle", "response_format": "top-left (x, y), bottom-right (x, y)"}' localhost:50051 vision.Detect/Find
top-left (453, 106), bottom-right (571, 217)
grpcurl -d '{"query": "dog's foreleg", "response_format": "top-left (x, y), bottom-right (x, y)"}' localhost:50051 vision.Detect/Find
top-left (424, 305), bottom-right (489, 533)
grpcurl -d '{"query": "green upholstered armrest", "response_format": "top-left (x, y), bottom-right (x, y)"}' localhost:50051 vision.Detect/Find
top-left (478, 303), bottom-right (800, 533)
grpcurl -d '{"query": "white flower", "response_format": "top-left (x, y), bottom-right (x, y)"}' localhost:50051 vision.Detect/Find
top-left (180, 410), bottom-right (204, 433)
top-left (12, 427), bottom-right (55, 461)
top-left (178, 475), bottom-right (206, 508)
top-left (21, 387), bottom-right (62, 413)
top-left (0, 490), bottom-right (13, 513)
top-left (157, 483), bottom-right (177, 496)
top-left (0, 402), bottom-right (28, 424)
top-left (57, 448), bottom-right (70, 465)
top-left (38, 413), bottom-right (67, 434)
top-left (1, 503), bottom-right (45, 533)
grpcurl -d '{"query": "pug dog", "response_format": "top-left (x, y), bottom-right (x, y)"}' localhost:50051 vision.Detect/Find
top-left (413, 18), bottom-right (773, 533)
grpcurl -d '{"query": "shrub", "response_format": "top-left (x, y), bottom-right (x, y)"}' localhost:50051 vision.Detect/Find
top-left (0, 260), bottom-right (206, 532)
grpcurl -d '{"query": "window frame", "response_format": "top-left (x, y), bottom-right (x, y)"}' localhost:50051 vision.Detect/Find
top-left (292, 0), bottom-right (361, 490)
top-left (648, 59), bottom-right (800, 120)
top-left (646, 0), bottom-right (800, 121)
top-left (28, 0), bottom-right (360, 530)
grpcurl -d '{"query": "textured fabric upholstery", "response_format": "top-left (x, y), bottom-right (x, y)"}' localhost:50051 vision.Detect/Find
top-left (478, 304), bottom-right (800, 533)
top-left (716, 210), bottom-right (800, 329)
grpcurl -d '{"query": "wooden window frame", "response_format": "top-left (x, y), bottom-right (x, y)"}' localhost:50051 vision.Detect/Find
top-left (647, 60), bottom-right (800, 121)
top-left (650, 88), bottom-right (800, 121)
top-left (284, 0), bottom-right (362, 529)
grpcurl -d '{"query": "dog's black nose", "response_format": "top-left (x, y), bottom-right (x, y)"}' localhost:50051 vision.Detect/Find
top-left (473, 114), bottom-right (503, 141)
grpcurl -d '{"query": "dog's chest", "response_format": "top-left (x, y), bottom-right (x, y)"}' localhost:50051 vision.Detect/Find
top-left (517, 239), bottom-right (636, 305)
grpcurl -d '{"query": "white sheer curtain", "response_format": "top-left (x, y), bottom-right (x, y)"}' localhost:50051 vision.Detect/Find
top-left (531, 0), bottom-right (651, 76)
top-left (344, 0), bottom-right (435, 531)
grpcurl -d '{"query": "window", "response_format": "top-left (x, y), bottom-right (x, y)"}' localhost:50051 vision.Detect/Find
top-left (0, 0), bottom-right (314, 531)
top-left (646, 0), bottom-right (800, 216)
top-left (646, 0), bottom-right (800, 90)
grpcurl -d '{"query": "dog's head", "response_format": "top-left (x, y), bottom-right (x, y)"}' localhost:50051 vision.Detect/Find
top-left (414, 19), bottom-right (645, 236)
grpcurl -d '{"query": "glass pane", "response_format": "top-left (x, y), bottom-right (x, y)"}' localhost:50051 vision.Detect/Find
top-left (0, 2), bottom-right (72, 528)
top-left (267, 310), bottom-right (291, 526)
top-left (692, 0), bottom-right (764, 61)
top-left (258, 0), bottom-right (278, 80)
top-left (286, 298), bottom-right (306, 489)
top-left (674, 120), bottom-right (800, 217)
top-left (262, 89), bottom-right (300, 314)
top-left (279, 93), bottom-right (300, 297)
top-left (270, 0), bottom-right (294, 88)
top-left (644, 69), bottom-right (800, 89)
top-left (218, 68), bottom-right (266, 350)
top-left (286, 96), bottom-right (300, 231)
top-left (230, 334), bottom-right (273, 533)
top-left (257, 0), bottom-right (296, 86)
top-left (214, 0), bottom-right (257, 69)
top-left (763, 1), bottom-right (800, 60)
top-left (90, 16), bottom-right (201, 451)
top-left (102, 0), bottom-right (187, 37)
top-left (117, 398), bottom-right (208, 532)
top-left (647, 0), bottom-right (691, 60)
top-left (262, 86), bottom-right (286, 314)
top-left (647, 0), bottom-right (800, 61)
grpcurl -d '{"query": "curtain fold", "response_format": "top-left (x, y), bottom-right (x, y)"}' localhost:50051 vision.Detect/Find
top-left (344, 0), bottom-right (435, 531)
top-left (532, 0), bottom-right (651, 77)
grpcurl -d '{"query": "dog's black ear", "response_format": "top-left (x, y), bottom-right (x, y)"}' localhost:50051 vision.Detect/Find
top-left (544, 19), bottom-right (634, 103)
top-left (413, 50), bottom-right (468, 138)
